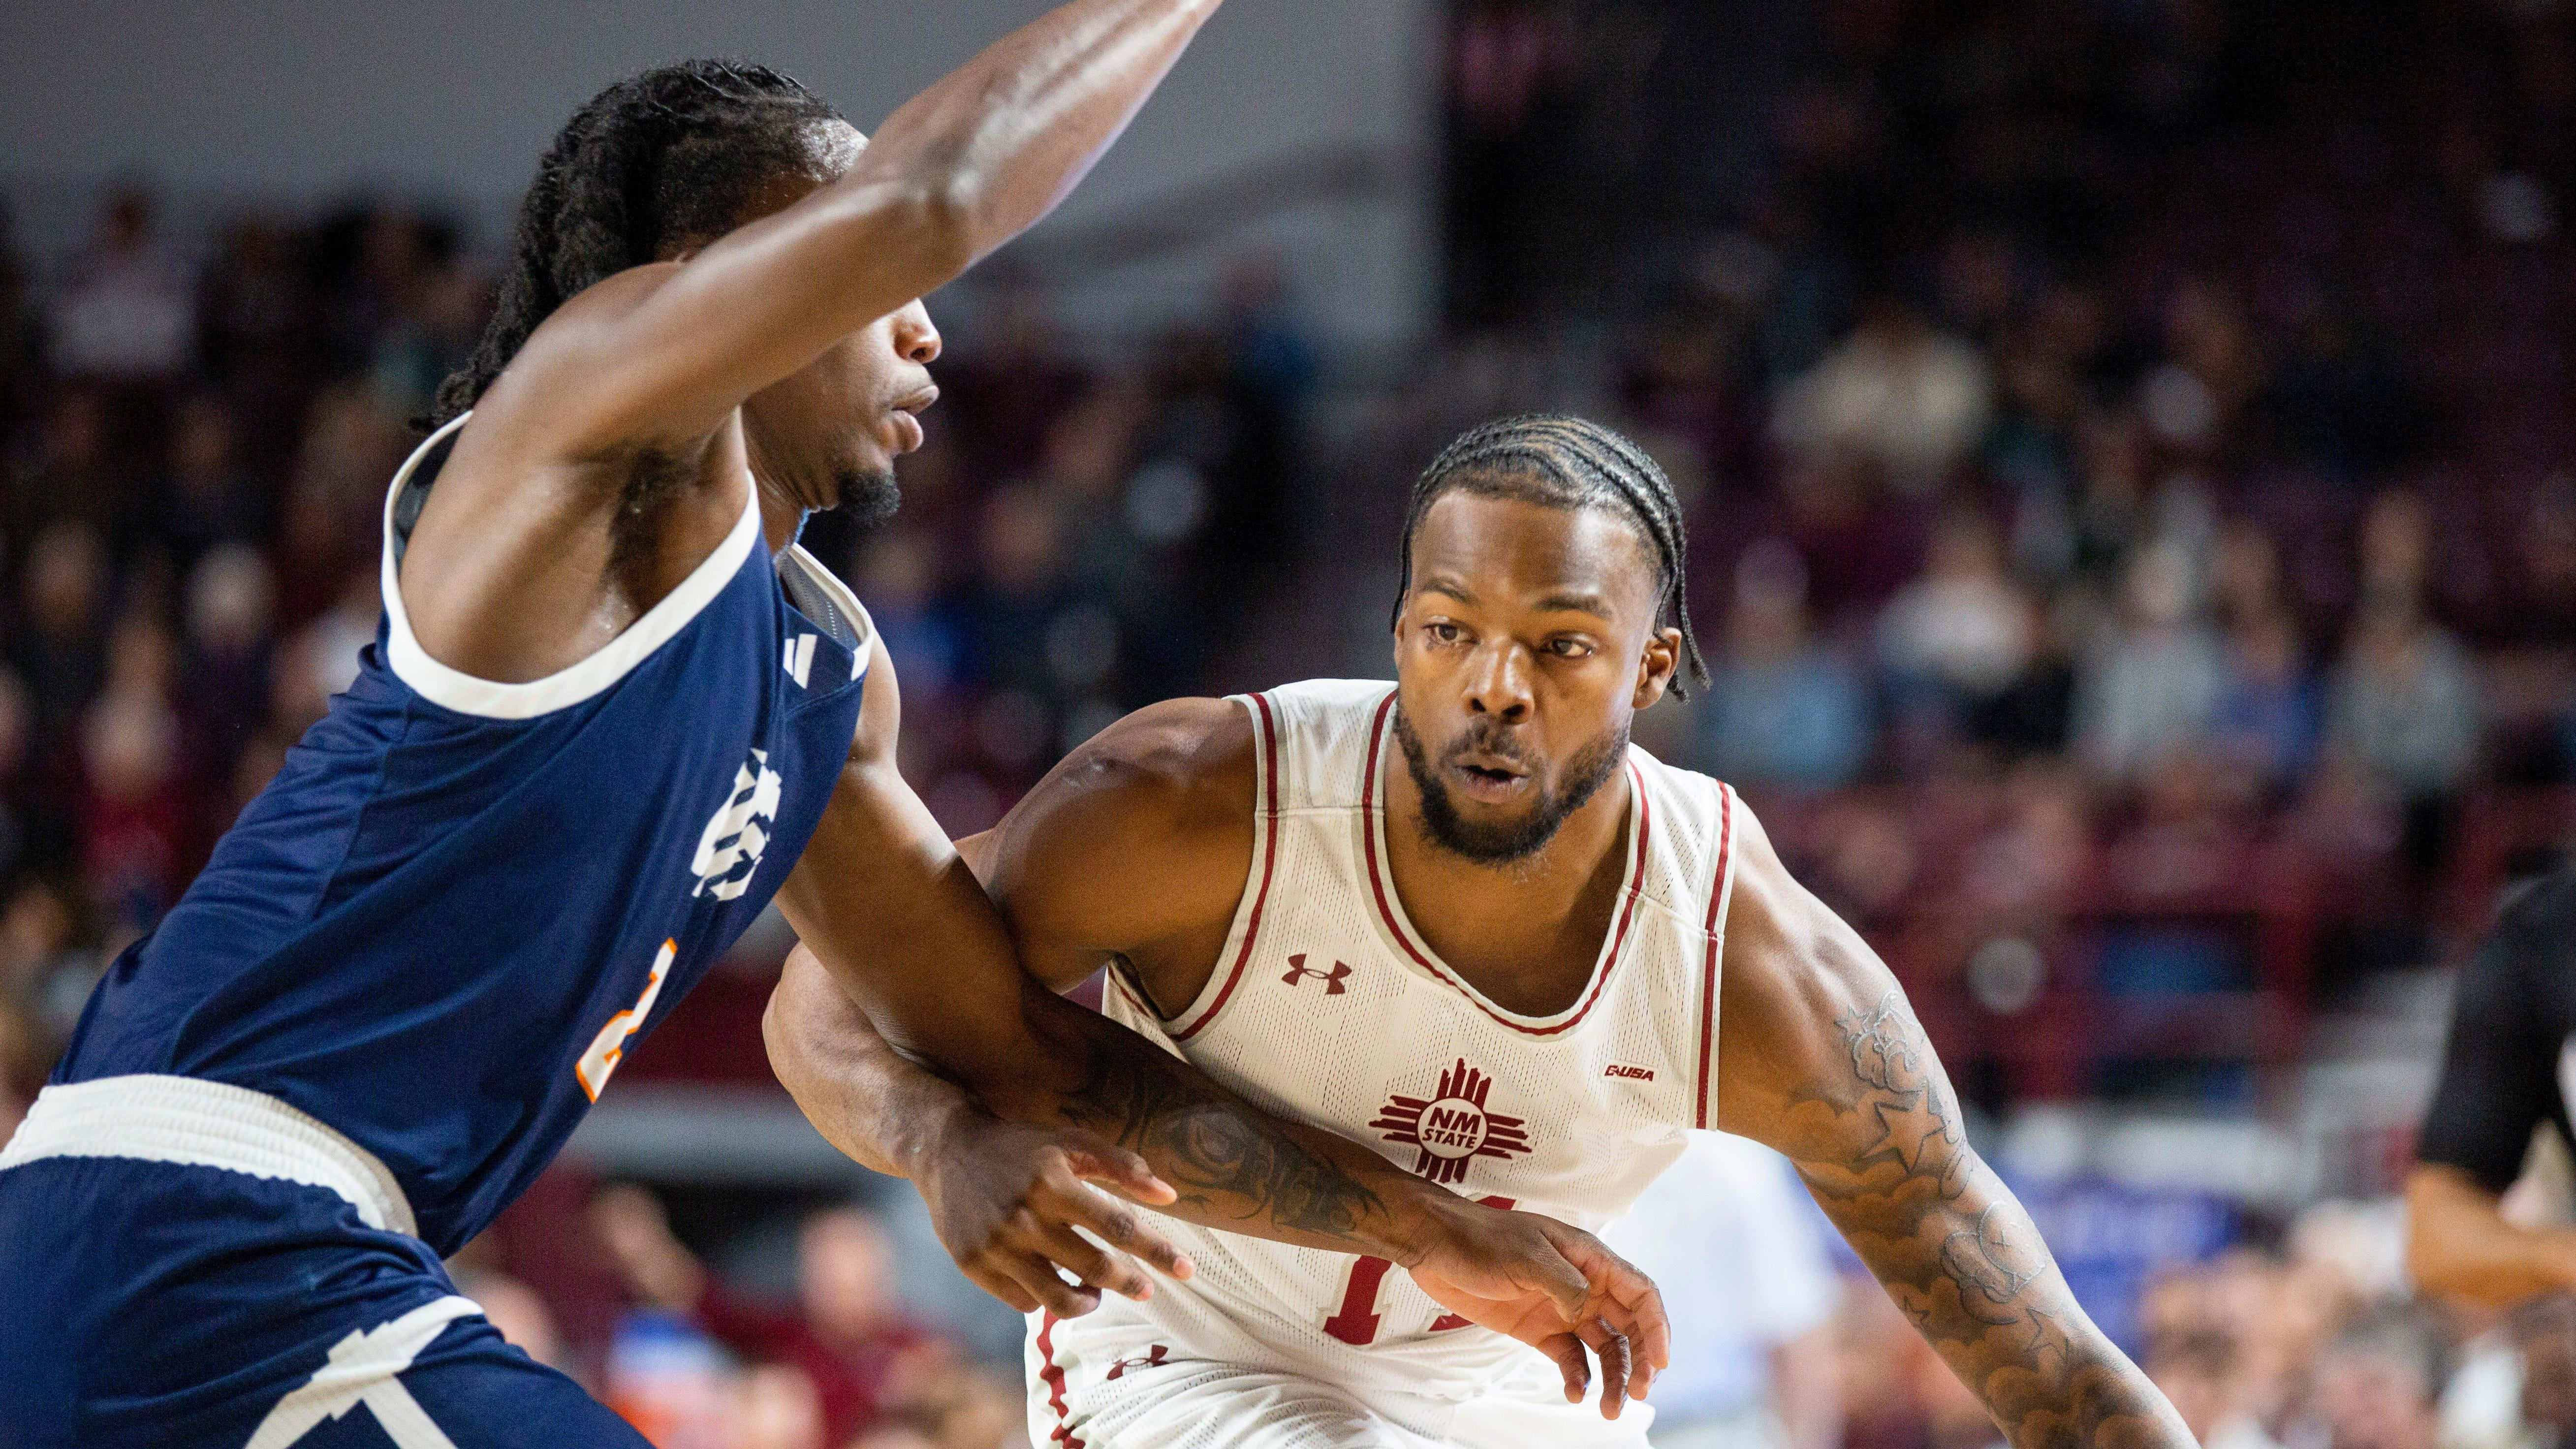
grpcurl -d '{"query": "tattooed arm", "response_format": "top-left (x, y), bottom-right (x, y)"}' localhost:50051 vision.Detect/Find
top-left (1714, 808), bottom-right (2195, 1449)
top-left (771, 697), bottom-right (1667, 1408)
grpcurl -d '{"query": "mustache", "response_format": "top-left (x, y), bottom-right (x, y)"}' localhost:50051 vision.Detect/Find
top-left (1440, 718), bottom-right (1531, 768)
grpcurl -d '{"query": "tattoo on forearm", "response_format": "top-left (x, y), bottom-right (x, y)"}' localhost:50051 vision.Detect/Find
top-left (1790, 988), bottom-right (2187, 1449)
top-left (1057, 1023), bottom-right (1390, 1244)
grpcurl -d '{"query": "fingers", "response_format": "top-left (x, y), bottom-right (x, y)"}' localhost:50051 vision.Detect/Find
top-left (1547, 1223), bottom-right (1672, 1385)
top-left (1536, 1331), bottom-right (1590, 1406)
top-left (1034, 1218), bottom-right (1156, 1304)
top-left (1045, 1155), bottom-right (1194, 1282)
top-left (992, 1244), bottom-right (1105, 1320)
top-left (1057, 1137), bottom-right (1179, 1208)
top-left (1577, 1315), bottom-right (1634, 1419)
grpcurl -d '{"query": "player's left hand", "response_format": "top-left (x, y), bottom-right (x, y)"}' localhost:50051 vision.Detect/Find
top-left (1403, 1204), bottom-right (1670, 1419)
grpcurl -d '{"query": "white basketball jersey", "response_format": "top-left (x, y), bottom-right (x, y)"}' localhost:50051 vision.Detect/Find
top-left (1068, 678), bottom-right (1740, 1406)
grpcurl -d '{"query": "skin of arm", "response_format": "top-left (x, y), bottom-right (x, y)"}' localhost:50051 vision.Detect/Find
top-left (1714, 808), bottom-right (2196, 1449)
top-left (771, 696), bottom-right (1669, 1413)
top-left (2406, 1162), bottom-right (2576, 1308)
top-left (405, 0), bottom-right (1226, 682)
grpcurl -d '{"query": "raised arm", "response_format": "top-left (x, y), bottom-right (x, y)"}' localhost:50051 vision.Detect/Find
top-left (492, 0), bottom-right (1224, 458)
top-left (772, 692), bottom-right (1666, 1412)
top-left (1714, 809), bottom-right (2194, 1449)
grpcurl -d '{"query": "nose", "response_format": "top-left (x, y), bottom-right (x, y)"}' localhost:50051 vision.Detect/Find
top-left (1462, 642), bottom-right (1533, 725)
top-left (893, 301), bottom-right (942, 365)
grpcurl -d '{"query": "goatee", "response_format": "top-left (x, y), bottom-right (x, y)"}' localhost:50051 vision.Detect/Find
top-left (837, 467), bottom-right (902, 531)
top-left (1392, 705), bottom-right (1628, 866)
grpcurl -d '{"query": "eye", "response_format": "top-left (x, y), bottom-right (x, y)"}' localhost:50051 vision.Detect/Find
top-left (1426, 622), bottom-right (1464, 646)
top-left (1546, 637), bottom-right (1595, 659)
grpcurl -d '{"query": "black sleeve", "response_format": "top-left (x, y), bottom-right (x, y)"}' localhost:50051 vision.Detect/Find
top-left (2418, 887), bottom-right (2570, 1194)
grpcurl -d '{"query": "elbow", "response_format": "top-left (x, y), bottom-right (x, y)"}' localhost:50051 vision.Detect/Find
top-left (886, 166), bottom-right (982, 280)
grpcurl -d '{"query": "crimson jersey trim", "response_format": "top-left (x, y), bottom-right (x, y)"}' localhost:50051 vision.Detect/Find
top-left (1694, 782), bottom-right (1737, 1129)
top-left (1170, 692), bottom-right (1282, 1042)
top-left (1356, 692), bottom-right (1653, 1039)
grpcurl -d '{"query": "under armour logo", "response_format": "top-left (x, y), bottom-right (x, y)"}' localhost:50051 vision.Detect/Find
top-left (1105, 1344), bottom-right (1169, 1381)
top-left (1281, 954), bottom-right (1351, 994)
top-left (691, 749), bottom-right (783, 900)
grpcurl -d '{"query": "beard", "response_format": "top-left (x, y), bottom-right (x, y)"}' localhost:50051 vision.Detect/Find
top-left (1393, 704), bottom-right (1630, 866)
top-left (834, 466), bottom-right (902, 531)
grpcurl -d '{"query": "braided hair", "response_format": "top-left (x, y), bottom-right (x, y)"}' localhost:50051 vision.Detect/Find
top-left (429, 60), bottom-right (843, 429)
top-left (1393, 414), bottom-right (1709, 698)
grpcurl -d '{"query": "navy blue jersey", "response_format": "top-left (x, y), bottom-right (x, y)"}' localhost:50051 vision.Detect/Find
top-left (53, 415), bottom-right (871, 1254)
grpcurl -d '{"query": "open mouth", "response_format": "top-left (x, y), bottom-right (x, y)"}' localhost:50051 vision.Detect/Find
top-left (1447, 755), bottom-right (1531, 803)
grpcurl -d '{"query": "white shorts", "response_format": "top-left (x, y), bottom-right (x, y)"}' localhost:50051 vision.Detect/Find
top-left (1025, 1309), bottom-right (1655, 1449)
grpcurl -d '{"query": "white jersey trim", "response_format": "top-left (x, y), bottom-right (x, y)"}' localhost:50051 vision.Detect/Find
top-left (1355, 690), bottom-right (1652, 1038)
top-left (377, 411), bottom-right (763, 721)
top-left (781, 542), bottom-right (878, 684)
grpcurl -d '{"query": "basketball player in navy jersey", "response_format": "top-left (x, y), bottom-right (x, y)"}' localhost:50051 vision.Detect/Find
top-left (0, 5), bottom-right (1664, 1446)
top-left (771, 418), bottom-right (2195, 1448)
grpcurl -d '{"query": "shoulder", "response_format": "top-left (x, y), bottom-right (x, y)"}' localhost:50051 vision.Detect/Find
top-left (1716, 799), bottom-right (1890, 1041)
top-left (986, 697), bottom-right (1256, 897)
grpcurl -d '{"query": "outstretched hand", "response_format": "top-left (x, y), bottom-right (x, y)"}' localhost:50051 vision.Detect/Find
top-left (1405, 1205), bottom-right (1670, 1418)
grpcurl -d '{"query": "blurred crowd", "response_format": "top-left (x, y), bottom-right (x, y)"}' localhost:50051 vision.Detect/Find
top-left (1411, 0), bottom-right (2576, 1112)
top-left (1, 0), bottom-right (2573, 1445)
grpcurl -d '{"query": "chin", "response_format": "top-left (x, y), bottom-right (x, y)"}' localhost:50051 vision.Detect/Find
top-left (834, 465), bottom-right (903, 529)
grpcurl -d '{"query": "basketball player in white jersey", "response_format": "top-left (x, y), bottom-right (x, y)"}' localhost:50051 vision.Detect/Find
top-left (769, 415), bottom-right (2194, 1448)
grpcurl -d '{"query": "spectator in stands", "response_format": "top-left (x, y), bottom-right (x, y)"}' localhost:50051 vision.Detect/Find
top-left (590, 1185), bottom-right (942, 1447)
top-left (2326, 589), bottom-right (2480, 877)
top-left (1774, 289), bottom-right (1992, 495)
top-left (48, 183), bottom-right (196, 385)
top-left (2302, 1310), bottom-right (2447, 1449)
top-left (732, 1360), bottom-right (829, 1449)
top-left (179, 545), bottom-right (277, 782)
top-left (1876, 509), bottom-right (2037, 730)
top-left (144, 393), bottom-right (272, 573)
top-left (14, 522), bottom-right (111, 750)
top-left (10, 388), bottom-right (133, 549)
top-left (2076, 542), bottom-right (2227, 782)
top-left (2211, 606), bottom-right (2322, 795)
top-left (0, 991), bottom-right (44, 1145)
top-left (1699, 541), bottom-right (1870, 790)
top-left (2145, 1330), bottom-right (2280, 1449)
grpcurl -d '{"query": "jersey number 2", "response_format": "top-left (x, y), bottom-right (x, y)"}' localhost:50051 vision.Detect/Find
top-left (576, 939), bottom-right (675, 1102)
top-left (1321, 1196), bottom-right (1513, 1346)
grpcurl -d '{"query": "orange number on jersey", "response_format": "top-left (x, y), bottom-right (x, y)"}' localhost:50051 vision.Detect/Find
top-left (1321, 1196), bottom-right (1514, 1346)
top-left (575, 939), bottom-right (675, 1102)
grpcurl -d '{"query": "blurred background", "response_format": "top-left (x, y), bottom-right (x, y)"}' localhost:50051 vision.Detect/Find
top-left (2, 1), bottom-right (2573, 1447)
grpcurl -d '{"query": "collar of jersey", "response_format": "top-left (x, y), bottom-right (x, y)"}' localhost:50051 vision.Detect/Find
top-left (1360, 689), bottom-right (1653, 1037)
top-left (377, 411), bottom-right (764, 721)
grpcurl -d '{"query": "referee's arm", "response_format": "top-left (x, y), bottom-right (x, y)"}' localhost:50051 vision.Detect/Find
top-left (2409, 879), bottom-right (2576, 1308)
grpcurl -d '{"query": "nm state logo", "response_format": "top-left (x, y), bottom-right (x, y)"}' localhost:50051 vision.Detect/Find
top-left (1368, 1058), bottom-right (1532, 1185)
top-left (691, 749), bottom-right (782, 900)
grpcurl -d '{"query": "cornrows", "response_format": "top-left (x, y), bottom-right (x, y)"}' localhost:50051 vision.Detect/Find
top-left (1393, 414), bottom-right (1709, 698)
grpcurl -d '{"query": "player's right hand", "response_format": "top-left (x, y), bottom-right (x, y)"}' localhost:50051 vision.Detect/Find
top-left (917, 1114), bottom-right (1196, 1318)
top-left (1403, 1202), bottom-right (1672, 1419)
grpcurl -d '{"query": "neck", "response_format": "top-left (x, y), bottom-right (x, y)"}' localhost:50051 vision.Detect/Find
top-left (755, 475), bottom-right (805, 555)
top-left (1382, 737), bottom-right (1634, 1013)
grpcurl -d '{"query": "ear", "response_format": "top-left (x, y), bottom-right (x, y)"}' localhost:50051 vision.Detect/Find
top-left (1633, 626), bottom-right (1683, 710)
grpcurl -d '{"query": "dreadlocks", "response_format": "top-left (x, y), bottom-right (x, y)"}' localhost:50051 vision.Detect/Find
top-left (429, 60), bottom-right (842, 429)
top-left (1393, 414), bottom-right (1709, 698)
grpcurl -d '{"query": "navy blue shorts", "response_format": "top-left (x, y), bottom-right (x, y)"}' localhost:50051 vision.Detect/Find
top-left (0, 1155), bottom-right (650, 1449)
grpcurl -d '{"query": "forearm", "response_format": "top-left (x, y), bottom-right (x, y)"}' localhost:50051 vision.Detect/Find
top-left (763, 950), bottom-right (978, 1180)
top-left (1000, 980), bottom-right (1450, 1263)
top-left (854, 0), bottom-right (1224, 266)
top-left (1787, 992), bottom-right (2191, 1448)
top-left (2407, 1164), bottom-right (2576, 1307)
top-left (770, 916), bottom-right (1446, 1263)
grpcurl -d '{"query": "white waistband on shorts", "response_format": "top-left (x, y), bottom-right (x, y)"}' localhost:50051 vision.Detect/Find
top-left (0, 1073), bottom-right (417, 1237)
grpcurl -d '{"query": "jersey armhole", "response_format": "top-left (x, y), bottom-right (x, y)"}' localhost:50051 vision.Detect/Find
top-left (1164, 692), bottom-right (1283, 1042)
top-left (1693, 782), bottom-right (1739, 1131)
